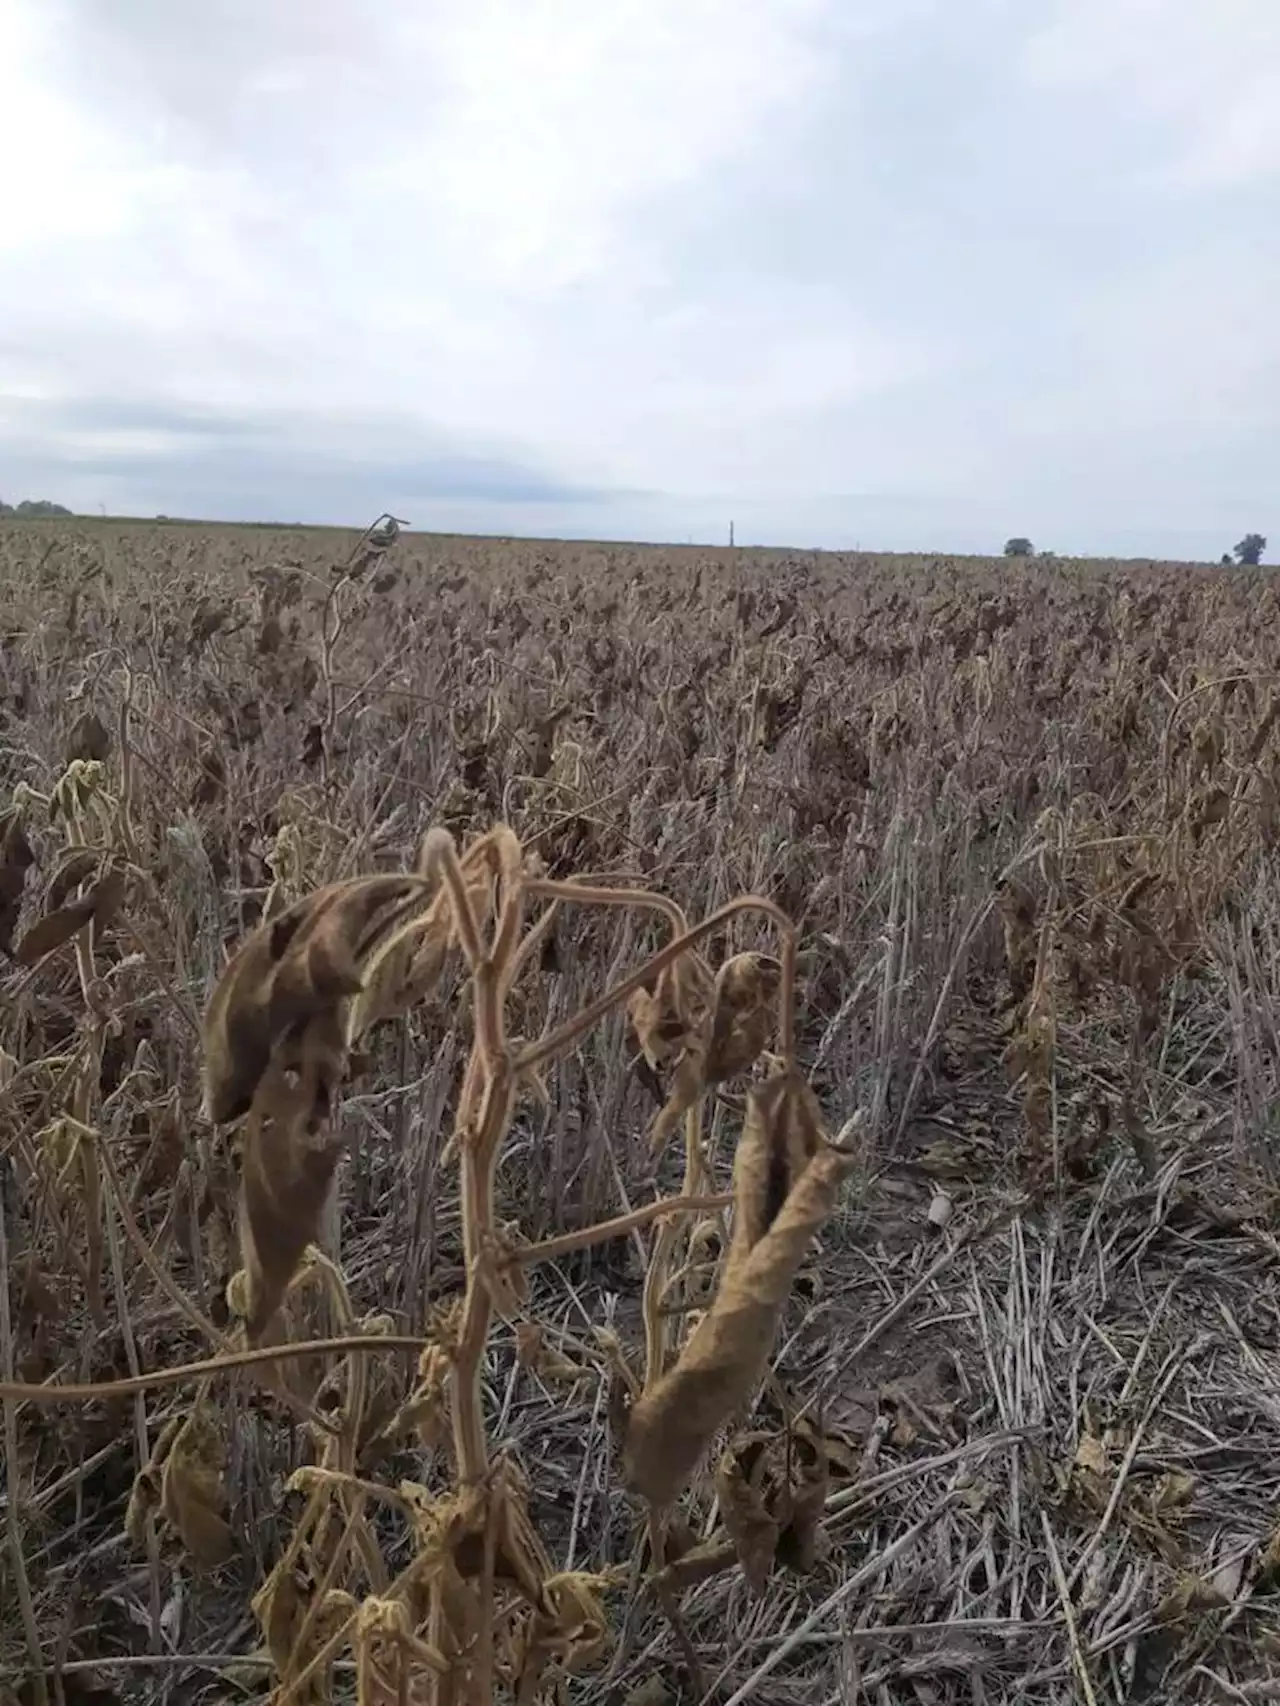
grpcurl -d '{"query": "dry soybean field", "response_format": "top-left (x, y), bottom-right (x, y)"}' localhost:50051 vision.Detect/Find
top-left (5, 518), bottom-right (1280, 1705)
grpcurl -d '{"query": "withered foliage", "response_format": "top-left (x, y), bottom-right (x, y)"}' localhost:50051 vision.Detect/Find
top-left (14, 523), bottom-right (1280, 1704)
top-left (65, 708), bottom-right (110, 765)
top-left (715, 1424), bottom-right (830, 1592)
top-left (15, 857), bottom-right (128, 965)
top-left (623, 1072), bottom-right (853, 1506)
top-left (0, 804), bottom-right (34, 956)
top-left (126, 1404), bottom-right (233, 1564)
top-left (202, 874), bottom-right (434, 1124)
top-left (724, 1066), bottom-right (827, 1265)
top-left (630, 946), bottom-right (784, 1150)
top-left (201, 867), bottom-right (466, 1340)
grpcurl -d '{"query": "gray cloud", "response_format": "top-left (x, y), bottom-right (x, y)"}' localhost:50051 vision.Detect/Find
top-left (0, 396), bottom-right (629, 521)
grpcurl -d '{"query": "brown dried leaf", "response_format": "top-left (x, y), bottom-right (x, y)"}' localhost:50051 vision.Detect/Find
top-left (1255, 1526), bottom-right (1280, 1590)
top-left (389, 1341), bottom-right (453, 1452)
top-left (0, 807), bottom-right (35, 957)
top-left (348, 832), bottom-right (498, 1036)
top-left (253, 1562), bottom-right (355, 1704)
top-left (714, 1435), bottom-right (780, 1593)
top-left (515, 1569), bottom-right (613, 1695)
top-left (705, 952), bottom-right (782, 1082)
top-left (648, 1038), bottom-right (710, 1152)
top-left (202, 872), bottom-right (430, 1124)
top-left (630, 945), bottom-right (718, 1150)
top-left (623, 1077), bottom-right (852, 1505)
top-left (66, 709), bottom-right (110, 764)
top-left (712, 1424), bottom-right (830, 1595)
top-left (628, 948), bottom-right (714, 1070)
top-left (1074, 1428), bottom-right (1108, 1476)
top-left (160, 1404), bottom-right (233, 1563)
top-left (1153, 1573), bottom-right (1228, 1624)
top-left (15, 862), bottom-right (128, 964)
top-left (236, 1013), bottom-right (349, 1341)
top-left (46, 847), bottom-right (100, 911)
top-left (516, 1322), bottom-right (587, 1384)
top-left (776, 1427), bottom-right (830, 1574)
top-left (445, 1458), bottom-right (554, 1612)
top-left (124, 1468), bottom-right (162, 1550)
top-left (725, 1068), bottom-right (826, 1274)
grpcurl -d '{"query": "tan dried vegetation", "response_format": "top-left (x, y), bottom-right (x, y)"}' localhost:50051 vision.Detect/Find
top-left (5, 519), bottom-right (1280, 1703)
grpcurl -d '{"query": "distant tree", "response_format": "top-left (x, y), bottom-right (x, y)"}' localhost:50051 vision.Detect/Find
top-left (1233, 532), bottom-right (1267, 566)
top-left (1222, 553), bottom-right (1234, 565)
top-left (3, 498), bottom-right (73, 518)
top-left (1004, 536), bottom-right (1034, 557)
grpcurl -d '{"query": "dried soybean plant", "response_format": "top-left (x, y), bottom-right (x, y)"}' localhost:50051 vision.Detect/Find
top-left (200, 817), bottom-right (855, 1702)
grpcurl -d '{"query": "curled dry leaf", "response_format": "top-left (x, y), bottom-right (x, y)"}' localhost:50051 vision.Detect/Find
top-left (705, 952), bottom-right (783, 1082)
top-left (713, 1425), bottom-right (831, 1594)
top-left (309, 1311), bottom-right (402, 1464)
top-left (201, 872), bottom-right (432, 1124)
top-left (235, 1010), bottom-right (349, 1341)
top-left (514, 1570), bottom-right (613, 1694)
top-left (160, 1404), bottom-right (234, 1564)
top-left (344, 833), bottom-right (497, 1036)
top-left (1253, 1526), bottom-right (1280, 1590)
top-left (516, 1322), bottom-right (588, 1385)
top-left (714, 1434), bottom-right (780, 1594)
top-left (46, 846), bottom-right (99, 911)
top-left (651, 1537), bottom-right (740, 1594)
top-left (253, 1562), bottom-right (356, 1706)
top-left (389, 1340), bottom-right (454, 1452)
top-left (15, 859), bottom-right (128, 965)
top-left (635, 949), bottom-right (784, 1151)
top-left (629, 949), bottom-right (713, 1072)
top-left (647, 1040), bottom-right (711, 1152)
top-left (65, 709), bottom-right (110, 765)
top-left (724, 1067), bottom-right (826, 1274)
top-left (0, 807), bottom-right (36, 958)
top-left (623, 1074), bottom-right (853, 1506)
top-left (399, 1458), bottom-right (555, 1678)
top-left (125, 1416), bottom-right (182, 1549)
top-left (774, 1427), bottom-right (830, 1574)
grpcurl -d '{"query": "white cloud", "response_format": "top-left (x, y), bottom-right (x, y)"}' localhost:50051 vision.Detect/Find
top-left (1025, 0), bottom-right (1280, 186)
top-left (379, 0), bottom-right (834, 294)
top-left (1, 0), bottom-right (935, 496)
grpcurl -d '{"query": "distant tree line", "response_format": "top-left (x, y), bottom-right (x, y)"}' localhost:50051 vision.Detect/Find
top-left (0, 497), bottom-right (74, 517)
top-left (1005, 533), bottom-right (1268, 566)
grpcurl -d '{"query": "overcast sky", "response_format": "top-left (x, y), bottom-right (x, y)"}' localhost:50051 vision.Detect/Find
top-left (1, 0), bottom-right (1276, 558)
